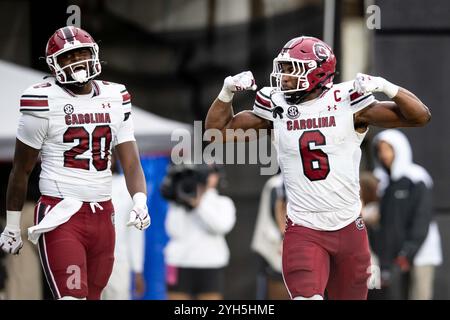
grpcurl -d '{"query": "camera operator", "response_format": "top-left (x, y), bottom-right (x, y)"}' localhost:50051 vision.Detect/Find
top-left (161, 164), bottom-right (236, 300)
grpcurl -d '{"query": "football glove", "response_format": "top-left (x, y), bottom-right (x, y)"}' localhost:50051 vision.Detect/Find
top-left (0, 227), bottom-right (23, 255)
top-left (354, 72), bottom-right (399, 98)
top-left (127, 193), bottom-right (151, 231)
top-left (218, 71), bottom-right (258, 102)
top-left (0, 211), bottom-right (23, 255)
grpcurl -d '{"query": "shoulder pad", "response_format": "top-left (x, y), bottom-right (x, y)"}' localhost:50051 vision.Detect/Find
top-left (19, 83), bottom-right (52, 118)
top-left (253, 87), bottom-right (276, 121)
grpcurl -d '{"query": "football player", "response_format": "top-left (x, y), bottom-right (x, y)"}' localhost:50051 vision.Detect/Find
top-left (0, 26), bottom-right (150, 300)
top-left (206, 36), bottom-right (430, 300)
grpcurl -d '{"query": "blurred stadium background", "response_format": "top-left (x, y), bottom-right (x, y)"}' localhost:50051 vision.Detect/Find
top-left (0, 0), bottom-right (449, 299)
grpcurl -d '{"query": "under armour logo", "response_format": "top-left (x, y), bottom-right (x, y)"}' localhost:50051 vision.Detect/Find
top-left (327, 105), bottom-right (337, 111)
top-left (102, 103), bottom-right (111, 109)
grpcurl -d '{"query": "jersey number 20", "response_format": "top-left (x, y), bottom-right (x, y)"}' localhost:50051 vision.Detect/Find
top-left (63, 125), bottom-right (112, 171)
top-left (299, 130), bottom-right (330, 181)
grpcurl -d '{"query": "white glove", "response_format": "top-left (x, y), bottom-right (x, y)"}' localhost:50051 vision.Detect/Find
top-left (218, 71), bottom-right (258, 103)
top-left (127, 193), bottom-right (151, 231)
top-left (0, 228), bottom-right (23, 255)
top-left (0, 211), bottom-right (23, 255)
top-left (354, 73), bottom-right (399, 99)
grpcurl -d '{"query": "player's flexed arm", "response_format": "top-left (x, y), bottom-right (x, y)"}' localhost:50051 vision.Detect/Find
top-left (206, 71), bottom-right (272, 142)
top-left (353, 73), bottom-right (431, 131)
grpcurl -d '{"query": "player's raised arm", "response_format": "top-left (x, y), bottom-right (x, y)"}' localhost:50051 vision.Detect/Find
top-left (206, 71), bottom-right (272, 142)
top-left (354, 73), bottom-right (431, 130)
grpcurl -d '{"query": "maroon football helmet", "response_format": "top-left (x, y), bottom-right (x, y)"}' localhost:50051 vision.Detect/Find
top-left (270, 36), bottom-right (336, 104)
top-left (45, 26), bottom-right (101, 84)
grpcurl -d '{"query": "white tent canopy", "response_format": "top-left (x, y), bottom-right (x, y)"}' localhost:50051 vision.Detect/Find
top-left (0, 60), bottom-right (191, 160)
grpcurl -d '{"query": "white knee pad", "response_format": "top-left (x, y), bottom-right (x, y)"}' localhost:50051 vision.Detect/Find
top-left (59, 296), bottom-right (86, 300)
top-left (293, 294), bottom-right (323, 300)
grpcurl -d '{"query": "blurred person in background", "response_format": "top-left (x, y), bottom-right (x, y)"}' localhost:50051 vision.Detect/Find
top-left (206, 36), bottom-right (431, 300)
top-left (161, 164), bottom-right (236, 300)
top-left (251, 173), bottom-right (289, 300)
top-left (0, 26), bottom-right (150, 300)
top-left (102, 155), bottom-right (146, 300)
top-left (360, 171), bottom-right (381, 229)
top-left (371, 129), bottom-right (442, 300)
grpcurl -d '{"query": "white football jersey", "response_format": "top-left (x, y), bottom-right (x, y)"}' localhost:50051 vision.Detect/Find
top-left (17, 79), bottom-right (136, 202)
top-left (253, 82), bottom-right (377, 230)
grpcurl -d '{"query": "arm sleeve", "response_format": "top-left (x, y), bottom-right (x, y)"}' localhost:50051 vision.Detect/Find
top-left (196, 190), bottom-right (236, 235)
top-left (252, 87), bottom-right (274, 121)
top-left (16, 113), bottom-right (48, 150)
top-left (400, 182), bottom-right (433, 262)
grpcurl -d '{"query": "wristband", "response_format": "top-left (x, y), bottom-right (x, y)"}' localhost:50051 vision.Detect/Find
top-left (6, 210), bottom-right (22, 231)
top-left (383, 79), bottom-right (399, 99)
top-left (218, 87), bottom-right (234, 103)
top-left (132, 192), bottom-right (147, 208)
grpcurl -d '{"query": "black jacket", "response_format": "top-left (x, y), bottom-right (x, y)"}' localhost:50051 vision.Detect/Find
top-left (371, 129), bottom-right (434, 271)
top-left (371, 177), bottom-right (432, 270)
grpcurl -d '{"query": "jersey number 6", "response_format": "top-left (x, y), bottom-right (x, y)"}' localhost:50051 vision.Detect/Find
top-left (299, 130), bottom-right (330, 181)
top-left (63, 125), bottom-right (112, 171)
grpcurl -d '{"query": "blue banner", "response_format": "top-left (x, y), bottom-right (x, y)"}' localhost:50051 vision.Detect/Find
top-left (136, 154), bottom-right (170, 300)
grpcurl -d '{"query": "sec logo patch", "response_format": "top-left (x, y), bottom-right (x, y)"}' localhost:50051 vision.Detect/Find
top-left (355, 217), bottom-right (365, 230)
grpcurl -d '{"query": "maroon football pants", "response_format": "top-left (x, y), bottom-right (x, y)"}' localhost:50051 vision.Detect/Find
top-left (282, 217), bottom-right (371, 300)
top-left (35, 195), bottom-right (115, 300)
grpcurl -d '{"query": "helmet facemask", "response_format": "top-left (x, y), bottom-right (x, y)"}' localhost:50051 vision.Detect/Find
top-left (270, 56), bottom-right (318, 104)
top-left (46, 42), bottom-right (101, 85)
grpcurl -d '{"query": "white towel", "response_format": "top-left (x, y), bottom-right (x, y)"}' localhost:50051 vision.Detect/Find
top-left (28, 197), bottom-right (83, 245)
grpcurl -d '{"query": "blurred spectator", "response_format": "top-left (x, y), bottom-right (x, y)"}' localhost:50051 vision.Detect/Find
top-left (251, 173), bottom-right (289, 300)
top-left (103, 157), bottom-right (146, 300)
top-left (371, 129), bottom-right (442, 300)
top-left (4, 201), bottom-right (42, 299)
top-left (162, 164), bottom-right (236, 300)
top-left (360, 171), bottom-right (381, 228)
